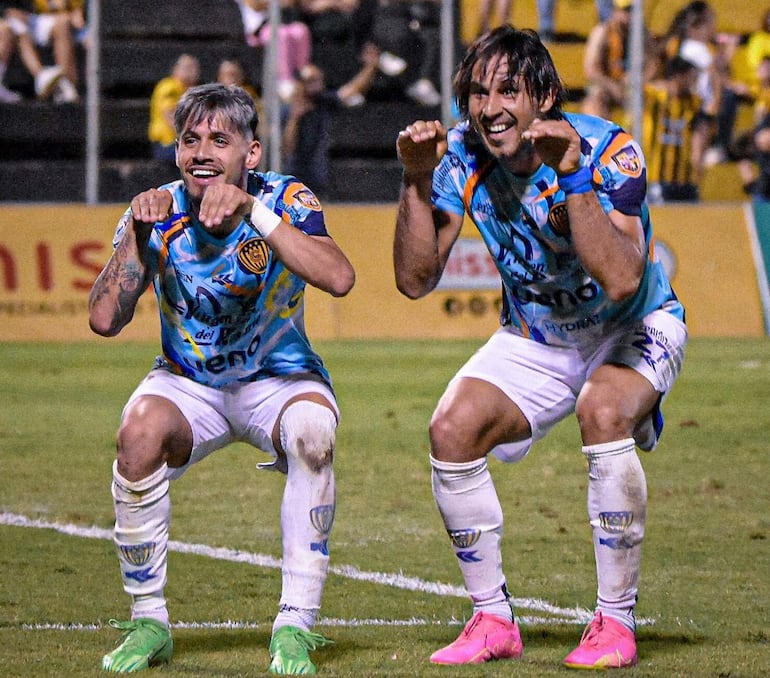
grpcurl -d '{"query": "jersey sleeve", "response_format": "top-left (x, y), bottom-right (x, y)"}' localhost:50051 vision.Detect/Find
top-left (274, 179), bottom-right (328, 236)
top-left (591, 128), bottom-right (647, 217)
top-left (432, 128), bottom-right (470, 216)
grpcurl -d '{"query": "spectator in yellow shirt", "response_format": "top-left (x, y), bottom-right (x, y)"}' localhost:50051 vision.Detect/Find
top-left (745, 7), bottom-right (770, 88)
top-left (148, 53), bottom-right (200, 163)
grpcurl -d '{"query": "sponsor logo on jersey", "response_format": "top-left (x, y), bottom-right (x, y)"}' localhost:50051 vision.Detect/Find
top-left (119, 542), bottom-right (156, 566)
top-left (510, 281), bottom-right (599, 309)
top-left (543, 314), bottom-right (601, 334)
top-left (448, 528), bottom-right (481, 549)
top-left (238, 238), bottom-right (270, 275)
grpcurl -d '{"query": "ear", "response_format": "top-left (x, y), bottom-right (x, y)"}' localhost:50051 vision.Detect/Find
top-left (246, 139), bottom-right (262, 170)
top-left (538, 88), bottom-right (556, 116)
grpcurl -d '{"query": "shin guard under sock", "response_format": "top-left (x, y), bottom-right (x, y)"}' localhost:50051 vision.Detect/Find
top-left (583, 438), bottom-right (646, 632)
top-left (277, 401), bottom-right (336, 620)
top-left (111, 461), bottom-right (171, 625)
top-left (431, 455), bottom-right (512, 621)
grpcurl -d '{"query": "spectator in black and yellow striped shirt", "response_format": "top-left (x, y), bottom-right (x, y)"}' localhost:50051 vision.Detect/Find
top-left (642, 55), bottom-right (711, 203)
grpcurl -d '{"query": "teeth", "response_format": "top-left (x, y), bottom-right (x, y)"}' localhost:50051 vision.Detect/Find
top-left (192, 169), bottom-right (217, 177)
top-left (488, 124), bottom-right (509, 133)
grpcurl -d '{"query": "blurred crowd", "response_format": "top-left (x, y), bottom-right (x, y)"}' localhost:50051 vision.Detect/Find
top-left (577, 0), bottom-right (770, 204)
top-left (2, 0), bottom-right (770, 203)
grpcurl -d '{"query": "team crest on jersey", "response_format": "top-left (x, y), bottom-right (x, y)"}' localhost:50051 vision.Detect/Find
top-left (447, 528), bottom-right (481, 549)
top-left (238, 238), bottom-right (270, 275)
top-left (611, 146), bottom-right (642, 177)
top-left (285, 182), bottom-right (322, 211)
top-left (119, 542), bottom-right (156, 566)
top-left (549, 201), bottom-right (570, 236)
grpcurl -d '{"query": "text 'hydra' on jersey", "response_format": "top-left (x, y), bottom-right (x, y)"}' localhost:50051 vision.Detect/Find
top-left (543, 314), bottom-right (601, 334)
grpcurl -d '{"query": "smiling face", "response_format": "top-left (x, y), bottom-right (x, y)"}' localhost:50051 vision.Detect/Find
top-left (175, 113), bottom-right (261, 204)
top-left (468, 54), bottom-right (554, 172)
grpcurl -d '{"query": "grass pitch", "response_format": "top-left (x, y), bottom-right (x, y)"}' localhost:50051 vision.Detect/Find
top-left (1, 338), bottom-right (768, 677)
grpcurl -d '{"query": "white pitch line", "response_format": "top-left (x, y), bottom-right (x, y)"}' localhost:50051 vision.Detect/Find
top-left (1, 511), bottom-right (653, 626)
top-left (19, 615), bottom-right (591, 633)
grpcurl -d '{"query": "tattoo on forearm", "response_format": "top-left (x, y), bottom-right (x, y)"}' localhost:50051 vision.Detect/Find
top-left (89, 228), bottom-right (151, 329)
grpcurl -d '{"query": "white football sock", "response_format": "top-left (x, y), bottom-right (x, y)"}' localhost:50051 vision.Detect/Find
top-left (430, 455), bottom-right (512, 621)
top-left (583, 438), bottom-right (646, 632)
top-left (111, 461), bottom-right (170, 626)
top-left (276, 401), bottom-right (337, 627)
top-left (272, 605), bottom-right (318, 634)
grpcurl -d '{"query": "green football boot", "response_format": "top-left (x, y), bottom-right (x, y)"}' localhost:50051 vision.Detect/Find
top-left (268, 625), bottom-right (333, 675)
top-left (102, 618), bottom-right (173, 673)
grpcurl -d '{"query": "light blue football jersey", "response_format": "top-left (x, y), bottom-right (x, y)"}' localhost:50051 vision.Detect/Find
top-left (112, 171), bottom-right (332, 387)
top-left (432, 112), bottom-right (685, 346)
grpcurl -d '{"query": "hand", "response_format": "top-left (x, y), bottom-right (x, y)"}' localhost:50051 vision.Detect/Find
top-left (522, 118), bottom-right (583, 176)
top-left (396, 119), bottom-right (448, 177)
top-left (129, 188), bottom-right (173, 224)
top-left (197, 183), bottom-right (253, 232)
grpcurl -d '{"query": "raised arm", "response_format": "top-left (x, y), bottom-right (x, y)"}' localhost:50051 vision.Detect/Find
top-left (523, 118), bottom-right (646, 302)
top-left (88, 188), bottom-right (170, 337)
top-left (197, 183), bottom-right (355, 298)
top-left (261, 226), bottom-right (355, 298)
top-left (393, 119), bottom-right (463, 299)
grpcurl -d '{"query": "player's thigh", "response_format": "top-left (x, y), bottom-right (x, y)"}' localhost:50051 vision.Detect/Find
top-left (434, 329), bottom-right (581, 461)
top-left (587, 309), bottom-right (687, 403)
top-left (233, 375), bottom-right (339, 456)
top-left (123, 369), bottom-right (232, 478)
top-left (576, 364), bottom-right (660, 443)
top-left (431, 376), bottom-right (530, 461)
top-left (119, 394), bottom-right (193, 468)
top-left (579, 309), bottom-right (687, 440)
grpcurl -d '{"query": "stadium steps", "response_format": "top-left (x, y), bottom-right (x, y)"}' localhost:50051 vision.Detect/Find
top-left (458, 0), bottom-right (765, 45)
top-left (0, 98), bottom-right (433, 203)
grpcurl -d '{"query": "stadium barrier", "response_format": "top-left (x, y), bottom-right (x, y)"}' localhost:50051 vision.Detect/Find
top-left (0, 203), bottom-right (768, 342)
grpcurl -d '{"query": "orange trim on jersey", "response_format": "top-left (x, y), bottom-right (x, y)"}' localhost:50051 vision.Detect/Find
top-left (163, 215), bottom-right (190, 242)
top-left (599, 132), bottom-right (642, 178)
top-left (541, 183), bottom-right (560, 201)
top-left (462, 159), bottom-right (495, 213)
top-left (509, 303), bottom-right (531, 339)
top-left (156, 216), bottom-right (190, 277)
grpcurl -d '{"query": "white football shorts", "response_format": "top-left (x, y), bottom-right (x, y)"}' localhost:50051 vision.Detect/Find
top-left (449, 309), bottom-right (687, 463)
top-left (124, 369), bottom-right (338, 480)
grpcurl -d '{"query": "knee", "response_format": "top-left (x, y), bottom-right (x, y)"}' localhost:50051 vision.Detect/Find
top-left (575, 391), bottom-right (632, 442)
top-left (429, 409), bottom-right (455, 453)
top-left (429, 407), bottom-right (478, 459)
top-left (116, 396), bottom-right (189, 479)
top-left (280, 400), bottom-right (337, 473)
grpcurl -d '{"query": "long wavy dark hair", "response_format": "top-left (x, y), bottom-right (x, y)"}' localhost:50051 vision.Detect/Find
top-left (453, 26), bottom-right (566, 122)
